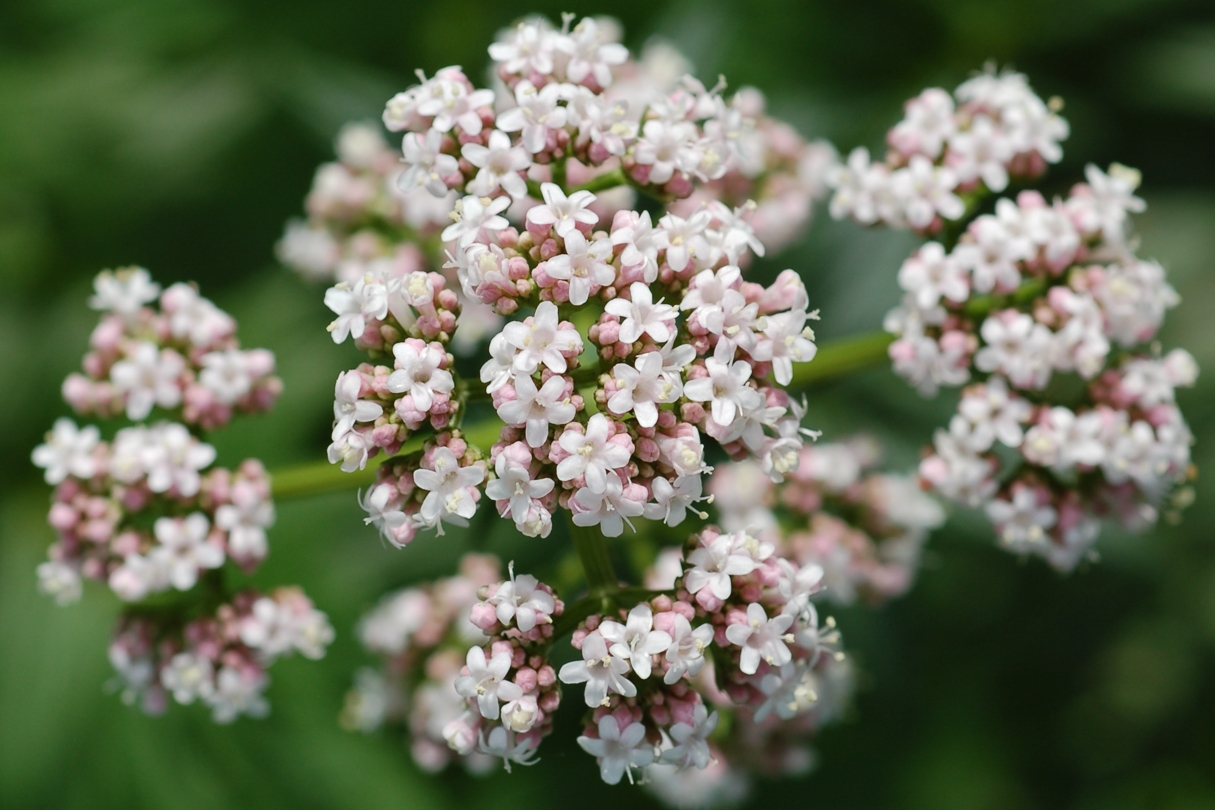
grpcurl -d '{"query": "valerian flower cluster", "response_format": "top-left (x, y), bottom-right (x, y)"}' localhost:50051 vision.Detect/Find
top-left (829, 67), bottom-right (1198, 570)
top-left (32, 268), bottom-right (333, 722)
top-left (283, 14), bottom-right (832, 546)
top-left (29, 12), bottom-right (1201, 807)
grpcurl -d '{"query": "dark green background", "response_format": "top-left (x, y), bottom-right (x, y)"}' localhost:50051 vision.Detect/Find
top-left (2, 1), bottom-right (1214, 807)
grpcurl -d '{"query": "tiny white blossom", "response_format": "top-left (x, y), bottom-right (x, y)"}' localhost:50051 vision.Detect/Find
top-left (207, 666), bottom-right (269, 723)
top-left (607, 351), bottom-right (683, 428)
top-left (555, 414), bottom-right (632, 492)
top-left (577, 715), bottom-right (655, 785)
top-left (161, 652), bottom-right (215, 705)
top-left (486, 454), bottom-right (555, 529)
top-left (413, 447), bottom-right (485, 529)
top-left (543, 229), bottom-right (615, 306)
top-left (399, 128), bottom-right (460, 196)
top-left (724, 602), bottom-right (794, 675)
top-left (572, 475), bottom-right (645, 537)
top-left (454, 646), bottom-right (523, 721)
top-left (32, 418), bottom-right (99, 484)
top-left (386, 341), bottom-right (454, 412)
top-left (462, 130), bottom-right (532, 199)
top-left (559, 631), bottom-right (636, 707)
top-left (441, 195), bottom-right (511, 247)
top-left (604, 282), bottom-right (677, 345)
top-left (110, 342), bottom-right (185, 420)
top-left (487, 567), bottom-right (555, 632)
top-left (332, 371), bottom-right (383, 441)
top-left (663, 615), bottom-right (715, 684)
top-left (599, 604), bottom-right (673, 680)
top-left (89, 267), bottom-right (160, 319)
top-left (496, 374), bottom-right (576, 448)
top-left (659, 704), bottom-right (719, 771)
top-left (149, 513), bottom-right (224, 591)
top-left (324, 275), bottom-right (388, 344)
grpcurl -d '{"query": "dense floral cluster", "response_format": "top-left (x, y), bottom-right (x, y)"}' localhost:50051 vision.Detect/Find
top-left (828, 66), bottom-right (1069, 233)
top-left (709, 437), bottom-right (944, 605)
top-left (850, 73), bottom-right (1199, 568)
top-left (32, 269), bottom-right (332, 719)
top-left (299, 15), bottom-right (828, 546)
top-left (343, 554), bottom-right (561, 772)
top-left (553, 524), bottom-right (850, 790)
top-left (109, 587), bottom-right (332, 722)
top-left (62, 267), bottom-right (281, 429)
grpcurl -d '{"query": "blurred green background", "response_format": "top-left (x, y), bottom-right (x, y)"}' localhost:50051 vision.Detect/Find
top-left (2, 0), bottom-right (1214, 807)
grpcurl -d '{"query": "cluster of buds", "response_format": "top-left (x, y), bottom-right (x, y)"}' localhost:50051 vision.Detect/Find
top-left (708, 437), bottom-right (944, 605)
top-left (344, 555), bottom-right (563, 773)
top-left (848, 72), bottom-right (1198, 568)
top-left (828, 66), bottom-right (1069, 232)
top-left (553, 524), bottom-right (850, 789)
top-left (109, 587), bottom-right (332, 722)
top-left (32, 269), bottom-right (332, 719)
top-left (307, 15), bottom-right (826, 546)
top-left (62, 267), bottom-right (280, 429)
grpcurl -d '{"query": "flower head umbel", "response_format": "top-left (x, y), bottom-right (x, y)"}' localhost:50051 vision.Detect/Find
top-left (34, 270), bottom-right (331, 723)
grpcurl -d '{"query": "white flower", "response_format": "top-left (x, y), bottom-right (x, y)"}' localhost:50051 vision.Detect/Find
top-left (332, 371), bottom-right (382, 441)
top-left (455, 646), bottom-right (523, 721)
top-left (577, 715), bottom-right (655, 785)
top-left (898, 242), bottom-right (970, 309)
top-left (324, 275), bottom-right (388, 344)
top-left (683, 347), bottom-right (764, 427)
top-left (890, 87), bottom-right (956, 158)
top-left (957, 375), bottom-right (1032, 450)
top-left (1021, 407), bottom-right (1106, 471)
top-left (149, 513), bottom-right (224, 591)
top-left (328, 428), bottom-right (372, 473)
top-left (462, 130), bottom-right (532, 199)
top-left (489, 19), bottom-right (557, 76)
top-left (386, 341), bottom-right (453, 412)
top-left (441, 195), bottom-right (511, 247)
top-left (214, 485), bottom-right (275, 560)
top-left (725, 602), bottom-right (794, 675)
top-left (658, 210), bottom-right (712, 273)
top-left (416, 75), bottom-right (495, 135)
top-left (974, 312), bottom-right (1055, 390)
top-left (199, 349), bottom-right (260, 405)
top-left (683, 532), bottom-right (761, 601)
top-left (755, 662), bottom-right (819, 721)
top-left (608, 351), bottom-right (683, 428)
top-left (486, 454), bottom-right (555, 529)
top-left (572, 475), bottom-right (645, 537)
top-left (413, 447), bottom-right (485, 529)
top-left (644, 474), bottom-right (706, 527)
top-left (663, 615), bottom-right (715, 684)
top-left (599, 604), bottom-right (673, 680)
top-left (633, 118), bottom-right (701, 186)
top-left (161, 652), bottom-right (215, 705)
top-left (32, 418), bottom-right (99, 484)
top-left (487, 568), bottom-right (555, 633)
top-left (561, 17), bottom-right (629, 87)
top-left (756, 308), bottom-right (818, 386)
top-left (276, 220), bottom-right (339, 280)
top-left (1072, 163), bottom-right (1146, 243)
top-left (947, 114), bottom-right (1014, 192)
top-left (610, 211), bottom-right (668, 282)
top-left (605, 282), bottom-right (677, 345)
top-left (526, 181), bottom-right (600, 239)
top-left (496, 374), bottom-right (576, 447)
top-left (89, 267), bottom-right (160, 318)
top-left (544, 229), bottom-right (615, 306)
top-left (500, 300), bottom-right (582, 376)
top-left (359, 483), bottom-right (408, 544)
top-left (161, 283), bottom-right (235, 346)
top-left (207, 666), bottom-right (269, 723)
top-left (556, 414), bottom-right (632, 492)
top-left (497, 81), bottom-right (570, 153)
top-left (141, 422), bottom-right (217, 496)
top-left (478, 726), bottom-right (541, 772)
top-left (559, 631), bottom-right (636, 707)
top-left (108, 552), bottom-right (169, 602)
top-left (110, 341), bottom-right (185, 420)
top-left (987, 487), bottom-right (1057, 547)
top-left (659, 704), bottom-right (718, 770)
top-left (37, 560), bottom-right (83, 605)
top-left (399, 128), bottom-right (460, 196)
top-left (893, 155), bottom-right (964, 229)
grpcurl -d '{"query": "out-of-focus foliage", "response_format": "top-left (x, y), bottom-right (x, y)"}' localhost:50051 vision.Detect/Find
top-left (2, 0), bottom-right (1213, 807)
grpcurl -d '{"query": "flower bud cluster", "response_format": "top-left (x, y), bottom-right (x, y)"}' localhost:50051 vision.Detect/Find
top-left (64, 268), bottom-right (281, 429)
top-left (842, 69), bottom-right (1200, 568)
top-left (709, 436), bottom-right (945, 605)
top-left (316, 15), bottom-right (826, 546)
top-left (33, 268), bottom-right (332, 720)
top-left (109, 587), bottom-right (333, 722)
top-left (828, 65), bottom-right (1069, 232)
top-left (668, 87), bottom-right (837, 255)
top-left (358, 432), bottom-right (489, 544)
top-left (276, 124), bottom-right (453, 283)
top-left (443, 566), bottom-right (564, 771)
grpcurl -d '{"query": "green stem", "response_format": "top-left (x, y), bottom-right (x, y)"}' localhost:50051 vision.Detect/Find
top-left (571, 166), bottom-right (626, 195)
top-left (568, 518), bottom-right (618, 592)
top-left (789, 330), bottom-right (893, 389)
